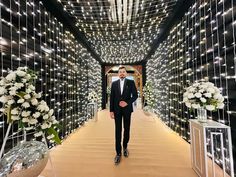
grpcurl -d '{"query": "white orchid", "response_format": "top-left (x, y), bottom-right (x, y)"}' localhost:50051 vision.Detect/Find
top-left (24, 94), bottom-right (31, 99)
top-left (0, 67), bottom-right (61, 144)
top-left (0, 87), bottom-right (6, 95)
top-left (0, 96), bottom-right (8, 103)
top-left (22, 111), bottom-right (31, 117)
top-left (22, 102), bottom-right (30, 108)
top-left (17, 99), bottom-right (25, 103)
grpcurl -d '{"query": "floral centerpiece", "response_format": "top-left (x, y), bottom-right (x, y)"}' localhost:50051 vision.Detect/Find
top-left (88, 90), bottom-right (98, 103)
top-left (183, 80), bottom-right (224, 122)
top-left (106, 86), bottom-right (111, 96)
top-left (143, 81), bottom-right (155, 113)
top-left (0, 67), bottom-right (61, 144)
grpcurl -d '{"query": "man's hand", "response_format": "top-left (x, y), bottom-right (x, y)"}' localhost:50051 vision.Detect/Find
top-left (110, 112), bottom-right (115, 119)
top-left (119, 101), bottom-right (128, 107)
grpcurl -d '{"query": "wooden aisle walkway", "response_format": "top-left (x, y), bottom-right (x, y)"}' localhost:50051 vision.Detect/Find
top-left (41, 109), bottom-right (197, 177)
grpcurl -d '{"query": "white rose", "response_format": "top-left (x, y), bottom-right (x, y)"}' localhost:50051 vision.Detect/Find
top-left (9, 89), bottom-right (17, 96)
top-left (41, 123), bottom-right (48, 129)
top-left (0, 87), bottom-right (6, 95)
top-left (47, 134), bottom-right (55, 139)
top-left (53, 119), bottom-right (58, 124)
top-left (217, 103), bottom-right (224, 109)
top-left (35, 92), bottom-right (42, 98)
top-left (17, 99), bottom-right (25, 103)
top-left (193, 83), bottom-right (199, 87)
top-left (11, 108), bottom-right (19, 115)
top-left (187, 93), bottom-right (195, 99)
top-left (25, 74), bottom-right (31, 80)
top-left (195, 92), bottom-right (202, 98)
top-left (22, 111), bottom-right (31, 117)
top-left (28, 118), bottom-right (38, 124)
top-left (188, 87), bottom-right (195, 92)
top-left (24, 94), bottom-right (31, 99)
top-left (200, 97), bottom-right (207, 103)
top-left (213, 93), bottom-right (221, 100)
top-left (183, 97), bottom-right (188, 102)
top-left (22, 118), bottom-right (29, 123)
top-left (207, 82), bottom-right (214, 87)
top-left (31, 98), bottom-right (38, 106)
top-left (34, 131), bottom-right (43, 137)
top-left (16, 70), bottom-right (26, 77)
top-left (43, 114), bottom-right (49, 120)
top-left (0, 108), bottom-right (6, 113)
top-left (218, 96), bottom-right (224, 102)
top-left (207, 88), bottom-right (215, 94)
top-left (7, 99), bottom-right (15, 105)
top-left (0, 96), bottom-right (8, 103)
top-left (199, 89), bottom-right (204, 93)
top-left (0, 79), bottom-right (6, 86)
top-left (6, 72), bottom-right (16, 81)
top-left (47, 122), bottom-right (52, 128)
top-left (15, 83), bottom-right (24, 89)
top-left (49, 109), bottom-right (54, 116)
top-left (22, 79), bottom-right (27, 83)
top-left (22, 102), bottom-right (30, 108)
top-left (204, 93), bottom-right (212, 98)
top-left (11, 116), bottom-right (20, 120)
top-left (192, 104), bottom-right (200, 109)
top-left (206, 105), bottom-right (215, 111)
top-left (45, 105), bottom-right (49, 112)
top-left (26, 89), bottom-right (32, 94)
top-left (185, 102), bottom-right (192, 108)
top-left (29, 85), bottom-right (35, 91)
top-left (33, 112), bottom-right (41, 118)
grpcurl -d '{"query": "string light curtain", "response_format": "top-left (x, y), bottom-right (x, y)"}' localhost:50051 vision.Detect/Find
top-left (57, 0), bottom-right (178, 64)
top-left (0, 0), bottom-right (102, 151)
top-left (147, 0), bottom-right (236, 172)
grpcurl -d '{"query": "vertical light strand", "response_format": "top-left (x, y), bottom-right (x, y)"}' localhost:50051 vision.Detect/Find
top-left (17, 0), bottom-right (21, 66)
top-left (215, 0), bottom-right (223, 122)
top-left (0, 0), bottom-right (4, 148)
top-left (222, 0), bottom-right (230, 125)
top-left (209, 0), bottom-right (216, 120)
top-left (25, 0), bottom-right (28, 66)
top-left (203, 0), bottom-right (209, 78)
top-left (231, 0), bottom-right (236, 80)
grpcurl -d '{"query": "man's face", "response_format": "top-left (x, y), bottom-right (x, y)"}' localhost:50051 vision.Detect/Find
top-left (118, 68), bottom-right (127, 79)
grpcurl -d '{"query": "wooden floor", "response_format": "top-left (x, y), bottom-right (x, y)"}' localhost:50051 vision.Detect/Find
top-left (40, 109), bottom-right (197, 177)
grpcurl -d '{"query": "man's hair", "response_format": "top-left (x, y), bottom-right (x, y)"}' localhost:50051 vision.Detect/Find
top-left (118, 66), bottom-right (127, 71)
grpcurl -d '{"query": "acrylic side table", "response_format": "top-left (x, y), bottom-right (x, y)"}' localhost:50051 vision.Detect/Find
top-left (189, 119), bottom-right (234, 177)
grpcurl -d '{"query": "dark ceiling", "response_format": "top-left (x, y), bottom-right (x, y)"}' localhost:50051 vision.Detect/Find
top-left (43, 0), bottom-right (193, 64)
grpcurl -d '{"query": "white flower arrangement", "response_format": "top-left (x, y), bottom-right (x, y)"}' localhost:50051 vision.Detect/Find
top-left (143, 81), bottom-right (155, 109)
top-left (106, 86), bottom-right (111, 96)
top-left (183, 81), bottom-right (224, 111)
top-left (0, 67), bottom-right (61, 144)
top-left (88, 90), bottom-right (98, 103)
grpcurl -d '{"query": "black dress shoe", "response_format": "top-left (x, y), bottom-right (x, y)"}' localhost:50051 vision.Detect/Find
top-left (123, 149), bottom-right (129, 157)
top-left (114, 155), bottom-right (121, 165)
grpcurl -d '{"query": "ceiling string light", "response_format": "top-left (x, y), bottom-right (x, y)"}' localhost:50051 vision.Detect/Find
top-left (57, 0), bottom-right (178, 63)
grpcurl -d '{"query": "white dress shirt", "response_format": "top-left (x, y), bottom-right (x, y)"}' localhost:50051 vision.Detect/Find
top-left (120, 78), bottom-right (125, 95)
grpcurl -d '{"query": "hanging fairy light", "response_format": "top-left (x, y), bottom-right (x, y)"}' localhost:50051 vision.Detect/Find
top-left (0, 0), bottom-right (102, 150)
top-left (57, 0), bottom-right (177, 63)
top-left (147, 0), bottom-right (235, 174)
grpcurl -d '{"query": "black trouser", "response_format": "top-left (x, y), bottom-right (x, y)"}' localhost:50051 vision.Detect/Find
top-left (114, 109), bottom-right (131, 155)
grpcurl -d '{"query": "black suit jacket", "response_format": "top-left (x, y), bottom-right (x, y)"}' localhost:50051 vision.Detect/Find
top-left (110, 78), bottom-right (138, 114)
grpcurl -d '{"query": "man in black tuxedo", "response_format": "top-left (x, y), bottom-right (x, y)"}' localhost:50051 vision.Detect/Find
top-left (110, 66), bottom-right (138, 165)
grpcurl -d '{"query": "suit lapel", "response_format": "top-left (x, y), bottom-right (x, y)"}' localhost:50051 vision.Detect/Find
top-left (117, 80), bottom-right (121, 97)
